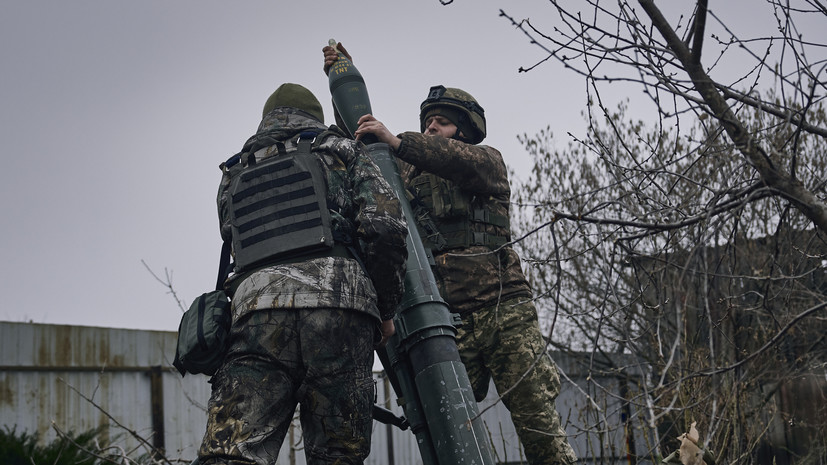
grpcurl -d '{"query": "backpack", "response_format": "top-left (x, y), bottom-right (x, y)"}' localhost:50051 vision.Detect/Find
top-left (172, 241), bottom-right (232, 377)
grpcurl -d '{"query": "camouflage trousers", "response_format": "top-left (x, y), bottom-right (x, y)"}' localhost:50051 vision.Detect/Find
top-left (456, 297), bottom-right (578, 465)
top-left (198, 308), bottom-right (377, 465)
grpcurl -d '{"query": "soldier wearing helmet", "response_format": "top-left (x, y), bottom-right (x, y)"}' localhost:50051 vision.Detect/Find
top-left (419, 85), bottom-right (487, 144)
top-left (323, 44), bottom-right (578, 465)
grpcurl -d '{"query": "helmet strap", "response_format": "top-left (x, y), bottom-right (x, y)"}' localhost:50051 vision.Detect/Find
top-left (453, 112), bottom-right (473, 143)
top-left (453, 127), bottom-right (464, 141)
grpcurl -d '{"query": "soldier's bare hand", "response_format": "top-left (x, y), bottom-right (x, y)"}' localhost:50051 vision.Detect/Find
top-left (322, 42), bottom-right (352, 74)
top-left (377, 319), bottom-right (395, 347)
top-left (355, 114), bottom-right (402, 150)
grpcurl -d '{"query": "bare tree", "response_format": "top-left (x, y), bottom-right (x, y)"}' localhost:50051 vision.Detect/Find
top-left (502, 0), bottom-right (826, 230)
top-left (495, 1), bottom-right (827, 463)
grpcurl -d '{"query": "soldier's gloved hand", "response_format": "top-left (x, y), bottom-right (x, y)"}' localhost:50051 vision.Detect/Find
top-left (322, 41), bottom-right (353, 75)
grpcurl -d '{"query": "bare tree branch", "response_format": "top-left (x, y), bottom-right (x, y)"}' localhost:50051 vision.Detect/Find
top-left (142, 259), bottom-right (187, 313)
top-left (58, 377), bottom-right (174, 465)
top-left (638, 0), bottom-right (827, 232)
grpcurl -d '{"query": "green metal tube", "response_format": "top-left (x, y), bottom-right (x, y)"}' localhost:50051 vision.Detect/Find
top-left (327, 40), bottom-right (494, 464)
top-left (365, 142), bottom-right (494, 465)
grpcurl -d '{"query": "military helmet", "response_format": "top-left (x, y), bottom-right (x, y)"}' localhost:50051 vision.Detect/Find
top-left (419, 85), bottom-right (486, 144)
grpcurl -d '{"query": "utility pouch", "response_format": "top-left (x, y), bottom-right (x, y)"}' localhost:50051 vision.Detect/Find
top-left (173, 240), bottom-right (233, 377)
top-left (411, 173), bottom-right (469, 219)
top-left (172, 290), bottom-right (231, 376)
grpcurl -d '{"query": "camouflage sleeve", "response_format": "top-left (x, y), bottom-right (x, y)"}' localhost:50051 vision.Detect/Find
top-left (339, 140), bottom-right (409, 320)
top-left (395, 131), bottom-right (510, 195)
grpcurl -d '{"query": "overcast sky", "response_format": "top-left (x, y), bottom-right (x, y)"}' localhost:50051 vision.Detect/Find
top-left (1, 1), bottom-right (813, 332)
top-left (0, 0), bottom-right (580, 331)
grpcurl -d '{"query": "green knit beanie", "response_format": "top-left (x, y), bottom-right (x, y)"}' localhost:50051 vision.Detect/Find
top-left (262, 83), bottom-right (324, 122)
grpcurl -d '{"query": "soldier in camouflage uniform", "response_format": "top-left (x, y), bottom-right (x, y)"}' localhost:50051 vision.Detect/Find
top-left (323, 44), bottom-right (578, 465)
top-left (197, 83), bottom-right (408, 465)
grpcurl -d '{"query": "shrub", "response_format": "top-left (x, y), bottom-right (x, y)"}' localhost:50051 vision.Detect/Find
top-left (0, 425), bottom-right (104, 465)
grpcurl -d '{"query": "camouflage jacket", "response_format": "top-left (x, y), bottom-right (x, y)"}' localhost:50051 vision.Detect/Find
top-left (394, 132), bottom-right (532, 315)
top-left (217, 108), bottom-right (408, 323)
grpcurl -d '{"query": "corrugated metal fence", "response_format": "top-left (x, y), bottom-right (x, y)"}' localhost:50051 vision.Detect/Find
top-left (0, 321), bottom-right (652, 464)
top-left (0, 321), bottom-right (209, 461)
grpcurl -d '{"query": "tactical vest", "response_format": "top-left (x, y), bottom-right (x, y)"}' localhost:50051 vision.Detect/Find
top-left (409, 172), bottom-right (510, 252)
top-left (227, 132), bottom-right (335, 272)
